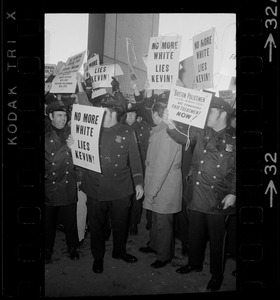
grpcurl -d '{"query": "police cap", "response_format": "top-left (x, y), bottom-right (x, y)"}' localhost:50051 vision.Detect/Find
top-left (101, 93), bottom-right (126, 114)
top-left (46, 100), bottom-right (67, 115)
top-left (210, 96), bottom-right (234, 115)
top-left (126, 101), bottom-right (138, 112)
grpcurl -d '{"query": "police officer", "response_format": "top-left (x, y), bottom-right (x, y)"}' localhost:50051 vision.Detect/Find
top-left (45, 100), bottom-right (80, 263)
top-left (123, 101), bottom-right (150, 235)
top-left (70, 93), bottom-right (144, 274)
top-left (163, 96), bottom-right (236, 291)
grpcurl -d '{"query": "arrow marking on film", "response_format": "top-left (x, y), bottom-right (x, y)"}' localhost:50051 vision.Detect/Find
top-left (264, 34), bottom-right (276, 63)
top-left (265, 180), bottom-right (278, 208)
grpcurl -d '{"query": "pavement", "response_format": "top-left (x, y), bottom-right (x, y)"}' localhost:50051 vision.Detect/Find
top-left (45, 209), bottom-right (236, 296)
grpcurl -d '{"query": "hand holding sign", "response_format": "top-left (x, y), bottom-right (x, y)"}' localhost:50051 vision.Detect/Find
top-left (66, 134), bottom-right (75, 149)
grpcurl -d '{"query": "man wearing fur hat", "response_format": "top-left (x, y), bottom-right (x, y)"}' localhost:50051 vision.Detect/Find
top-left (45, 100), bottom-right (80, 263)
top-left (69, 93), bottom-right (144, 274)
top-left (163, 96), bottom-right (236, 291)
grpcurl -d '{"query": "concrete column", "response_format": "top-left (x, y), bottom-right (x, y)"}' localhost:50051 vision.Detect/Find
top-left (87, 14), bottom-right (106, 63)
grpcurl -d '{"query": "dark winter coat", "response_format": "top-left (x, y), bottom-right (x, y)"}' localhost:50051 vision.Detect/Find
top-left (80, 123), bottom-right (143, 201)
top-left (167, 124), bottom-right (236, 215)
top-left (45, 122), bottom-right (77, 206)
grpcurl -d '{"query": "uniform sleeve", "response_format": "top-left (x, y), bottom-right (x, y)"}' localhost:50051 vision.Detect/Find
top-left (166, 123), bottom-right (201, 146)
top-left (148, 135), bottom-right (180, 197)
top-left (128, 130), bottom-right (144, 187)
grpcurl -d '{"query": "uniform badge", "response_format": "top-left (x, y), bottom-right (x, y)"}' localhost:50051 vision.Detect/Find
top-left (225, 144), bottom-right (233, 152)
top-left (115, 135), bottom-right (122, 143)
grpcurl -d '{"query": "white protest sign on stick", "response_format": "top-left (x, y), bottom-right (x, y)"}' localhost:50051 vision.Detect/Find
top-left (50, 50), bottom-right (87, 94)
top-left (89, 64), bottom-right (123, 89)
top-left (167, 86), bottom-right (212, 129)
top-left (147, 35), bottom-right (182, 90)
top-left (193, 28), bottom-right (215, 90)
top-left (84, 54), bottom-right (100, 79)
top-left (71, 104), bottom-right (105, 173)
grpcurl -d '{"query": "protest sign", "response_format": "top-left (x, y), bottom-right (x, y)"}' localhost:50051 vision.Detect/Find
top-left (193, 28), bottom-right (215, 90)
top-left (84, 54), bottom-right (100, 79)
top-left (91, 88), bottom-right (107, 99)
top-left (147, 35), bottom-right (182, 90)
top-left (71, 104), bottom-right (105, 173)
top-left (89, 64), bottom-right (123, 89)
top-left (167, 86), bottom-right (212, 129)
top-left (219, 89), bottom-right (235, 107)
top-left (50, 50), bottom-right (87, 94)
top-left (45, 64), bottom-right (56, 81)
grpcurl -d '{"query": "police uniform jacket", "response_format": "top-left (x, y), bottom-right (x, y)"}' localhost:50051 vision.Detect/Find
top-left (131, 121), bottom-right (150, 170)
top-left (167, 123), bottom-right (236, 215)
top-left (80, 123), bottom-right (144, 201)
top-left (143, 121), bottom-right (182, 214)
top-left (45, 123), bottom-right (77, 206)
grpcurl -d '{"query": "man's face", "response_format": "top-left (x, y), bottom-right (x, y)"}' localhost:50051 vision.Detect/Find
top-left (206, 108), bottom-right (221, 128)
top-left (50, 111), bottom-right (67, 129)
top-left (125, 112), bottom-right (137, 125)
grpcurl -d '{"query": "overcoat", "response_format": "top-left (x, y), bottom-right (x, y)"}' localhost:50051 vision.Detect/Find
top-left (143, 121), bottom-right (182, 214)
top-left (45, 123), bottom-right (77, 206)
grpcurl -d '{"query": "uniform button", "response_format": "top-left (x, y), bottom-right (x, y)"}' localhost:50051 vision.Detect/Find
top-left (206, 136), bottom-right (209, 139)
top-left (203, 150), bottom-right (206, 153)
top-left (50, 140), bottom-right (53, 143)
top-left (196, 181), bottom-right (200, 185)
top-left (217, 165), bottom-right (220, 168)
top-left (126, 130), bottom-right (128, 132)
top-left (140, 134), bottom-right (142, 136)
top-left (66, 171), bottom-right (69, 174)
top-left (115, 164), bottom-right (118, 167)
top-left (52, 181), bottom-right (55, 184)
top-left (51, 153), bottom-right (54, 156)
top-left (67, 162), bottom-right (69, 164)
top-left (213, 175), bottom-right (216, 179)
top-left (198, 171), bottom-right (201, 174)
top-left (200, 160), bottom-right (204, 164)
top-left (117, 154), bottom-right (120, 157)
top-left (123, 137), bottom-right (126, 140)
top-left (121, 146), bottom-right (123, 148)
top-left (66, 152), bottom-right (69, 155)
top-left (222, 140), bottom-right (226, 143)
top-left (211, 186), bottom-right (214, 189)
top-left (66, 181), bottom-right (68, 183)
top-left (52, 163), bottom-right (55, 165)
top-left (220, 154), bottom-right (223, 157)
top-left (52, 172), bottom-right (55, 175)
top-left (114, 174), bottom-right (117, 176)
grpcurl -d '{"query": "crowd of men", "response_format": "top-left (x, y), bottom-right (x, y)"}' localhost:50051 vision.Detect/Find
top-left (45, 62), bottom-right (236, 291)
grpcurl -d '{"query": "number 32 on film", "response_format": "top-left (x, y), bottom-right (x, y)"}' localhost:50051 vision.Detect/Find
top-left (264, 153), bottom-right (278, 208)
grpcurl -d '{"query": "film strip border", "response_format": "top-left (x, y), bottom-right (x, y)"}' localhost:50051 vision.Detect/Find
top-left (237, 0), bottom-right (279, 293)
top-left (2, 6), bottom-right (45, 297)
top-left (1, 3), bottom-right (279, 297)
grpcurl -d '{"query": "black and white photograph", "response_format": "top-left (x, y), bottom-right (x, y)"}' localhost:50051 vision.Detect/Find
top-left (44, 13), bottom-right (237, 296)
